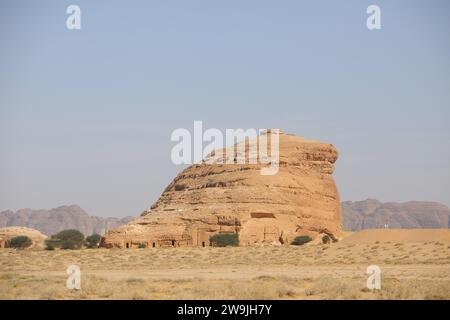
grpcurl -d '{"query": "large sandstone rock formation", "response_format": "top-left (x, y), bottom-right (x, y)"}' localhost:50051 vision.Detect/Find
top-left (342, 199), bottom-right (450, 231)
top-left (101, 131), bottom-right (341, 248)
top-left (0, 205), bottom-right (134, 236)
top-left (0, 227), bottom-right (47, 249)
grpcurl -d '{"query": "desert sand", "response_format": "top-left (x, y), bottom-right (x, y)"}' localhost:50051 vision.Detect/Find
top-left (341, 229), bottom-right (450, 244)
top-left (0, 229), bottom-right (449, 300)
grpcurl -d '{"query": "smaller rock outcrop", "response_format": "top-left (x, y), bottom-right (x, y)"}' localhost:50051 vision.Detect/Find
top-left (0, 227), bottom-right (48, 249)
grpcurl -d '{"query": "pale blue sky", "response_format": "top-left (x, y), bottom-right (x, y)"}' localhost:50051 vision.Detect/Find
top-left (1, 0), bottom-right (449, 217)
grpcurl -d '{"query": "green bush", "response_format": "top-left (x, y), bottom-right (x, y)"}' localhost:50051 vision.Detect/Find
top-left (85, 234), bottom-right (101, 248)
top-left (291, 235), bottom-right (313, 246)
top-left (47, 229), bottom-right (84, 250)
top-left (138, 243), bottom-right (147, 249)
top-left (209, 233), bottom-right (239, 247)
top-left (9, 236), bottom-right (32, 249)
top-left (322, 235), bottom-right (331, 244)
top-left (44, 241), bottom-right (55, 250)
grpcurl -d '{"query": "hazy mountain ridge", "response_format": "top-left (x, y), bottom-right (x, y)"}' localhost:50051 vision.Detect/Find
top-left (0, 205), bottom-right (134, 236)
top-left (342, 199), bottom-right (450, 231)
top-left (1, 199), bottom-right (449, 236)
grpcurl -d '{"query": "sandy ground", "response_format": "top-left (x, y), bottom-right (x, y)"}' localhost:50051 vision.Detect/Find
top-left (0, 229), bottom-right (449, 299)
top-left (341, 229), bottom-right (450, 244)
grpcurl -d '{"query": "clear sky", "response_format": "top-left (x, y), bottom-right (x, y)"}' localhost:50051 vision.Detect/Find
top-left (1, 0), bottom-right (449, 217)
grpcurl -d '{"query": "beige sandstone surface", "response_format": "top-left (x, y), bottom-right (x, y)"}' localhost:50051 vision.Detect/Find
top-left (101, 131), bottom-right (342, 248)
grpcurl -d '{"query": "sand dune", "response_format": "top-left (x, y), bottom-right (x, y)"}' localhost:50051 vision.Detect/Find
top-left (341, 229), bottom-right (450, 244)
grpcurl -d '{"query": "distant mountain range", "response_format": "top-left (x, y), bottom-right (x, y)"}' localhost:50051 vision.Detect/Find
top-left (0, 205), bottom-right (133, 236)
top-left (342, 199), bottom-right (450, 231)
top-left (1, 199), bottom-right (449, 236)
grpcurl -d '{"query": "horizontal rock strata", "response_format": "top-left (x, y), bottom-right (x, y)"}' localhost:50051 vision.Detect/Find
top-left (101, 131), bottom-right (341, 248)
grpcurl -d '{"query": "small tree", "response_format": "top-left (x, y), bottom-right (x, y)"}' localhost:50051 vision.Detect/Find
top-left (48, 229), bottom-right (84, 250)
top-left (322, 235), bottom-right (331, 244)
top-left (291, 235), bottom-right (312, 246)
top-left (9, 236), bottom-right (33, 249)
top-left (61, 241), bottom-right (77, 250)
top-left (85, 234), bottom-right (101, 248)
top-left (210, 233), bottom-right (239, 247)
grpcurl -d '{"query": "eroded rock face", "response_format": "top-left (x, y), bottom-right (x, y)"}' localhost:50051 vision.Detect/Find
top-left (101, 132), bottom-right (341, 248)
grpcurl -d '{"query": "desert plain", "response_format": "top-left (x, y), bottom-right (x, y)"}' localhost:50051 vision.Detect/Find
top-left (0, 229), bottom-right (449, 300)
